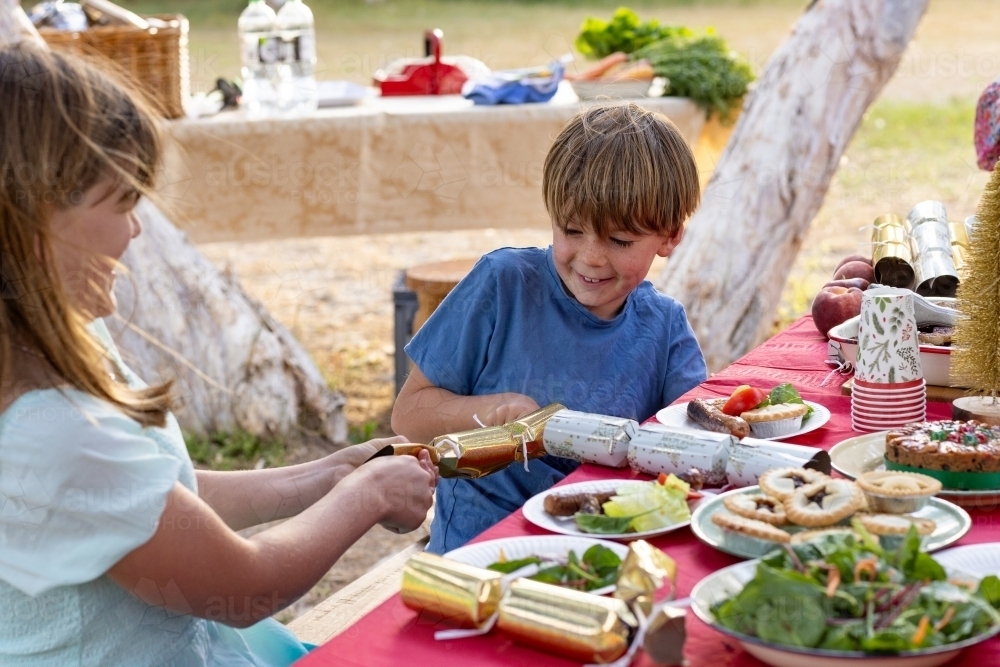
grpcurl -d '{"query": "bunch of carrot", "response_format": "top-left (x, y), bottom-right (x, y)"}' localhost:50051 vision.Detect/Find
top-left (565, 52), bottom-right (654, 82)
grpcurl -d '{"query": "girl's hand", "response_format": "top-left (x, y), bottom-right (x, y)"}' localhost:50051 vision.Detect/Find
top-left (357, 454), bottom-right (437, 534)
top-left (336, 435), bottom-right (409, 468)
top-left (480, 393), bottom-right (541, 427)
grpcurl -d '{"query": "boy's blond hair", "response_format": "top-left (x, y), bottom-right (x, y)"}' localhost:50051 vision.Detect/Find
top-left (0, 44), bottom-right (172, 427)
top-left (543, 103), bottom-right (700, 238)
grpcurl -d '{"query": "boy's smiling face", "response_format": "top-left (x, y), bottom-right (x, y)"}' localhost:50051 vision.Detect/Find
top-left (551, 219), bottom-right (683, 320)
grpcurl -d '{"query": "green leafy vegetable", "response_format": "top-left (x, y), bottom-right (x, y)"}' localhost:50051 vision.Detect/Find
top-left (487, 545), bottom-right (622, 592)
top-left (754, 382), bottom-right (815, 418)
top-left (486, 556), bottom-right (541, 574)
top-left (711, 528), bottom-right (1000, 653)
top-left (574, 8), bottom-right (754, 119)
top-left (574, 513), bottom-right (636, 535)
top-left (978, 576), bottom-right (1000, 609)
top-left (574, 7), bottom-right (691, 60)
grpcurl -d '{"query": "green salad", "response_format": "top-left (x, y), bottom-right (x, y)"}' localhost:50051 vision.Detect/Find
top-left (711, 523), bottom-right (1000, 653)
top-left (487, 544), bottom-right (622, 592)
top-left (576, 474), bottom-right (692, 535)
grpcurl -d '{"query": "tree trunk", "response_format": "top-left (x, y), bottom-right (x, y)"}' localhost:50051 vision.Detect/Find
top-left (657, 0), bottom-right (928, 371)
top-left (111, 200), bottom-right (348, 442)
top-left (0, 0), bottom-right (39, 45)
top-left (1, 7), bottom-right (348, 443)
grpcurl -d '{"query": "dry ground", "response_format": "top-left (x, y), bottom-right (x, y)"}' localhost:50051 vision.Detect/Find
top-left (185, 0), bottom-right (997, 626)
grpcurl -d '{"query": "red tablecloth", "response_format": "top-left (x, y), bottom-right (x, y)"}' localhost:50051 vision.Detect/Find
top-left (296, 316), bottom-right (1000, 667)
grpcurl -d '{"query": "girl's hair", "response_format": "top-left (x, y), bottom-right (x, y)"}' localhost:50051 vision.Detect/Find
top-left (543, 103), bottom-right (700, 238)
top-left (0, 44), bottom-right (172, 427)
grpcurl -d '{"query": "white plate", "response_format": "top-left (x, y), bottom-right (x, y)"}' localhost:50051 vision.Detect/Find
top-left (690, 486), bottom-right (970, 559)
top-left (521, 479), bottom-right (708, 541)
top-left (654, 401), bottom-right (831, 441)
top-left (316, 80), bottom-right (370, 107)
top-left (444, 535), bottom-right (628, 595)
top-left (690, 559), bottom-right (998, 667)
top-left (829, 432), bottom-right (1000, 508)
top-left (935, 543), bottom-right (1000, 578)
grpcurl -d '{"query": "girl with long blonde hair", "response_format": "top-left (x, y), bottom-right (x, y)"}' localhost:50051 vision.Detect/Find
top-left (0, 44), bottom-right (437, 666)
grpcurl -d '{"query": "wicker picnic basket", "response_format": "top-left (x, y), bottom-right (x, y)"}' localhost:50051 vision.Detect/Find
top-left (39, 14), bottom-right (189, 119)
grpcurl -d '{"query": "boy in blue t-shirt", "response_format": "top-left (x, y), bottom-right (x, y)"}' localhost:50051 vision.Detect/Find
top-left (391, 103), bottom-right (708, 553)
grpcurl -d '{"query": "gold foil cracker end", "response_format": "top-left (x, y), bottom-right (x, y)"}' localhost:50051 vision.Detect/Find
top-left (613, 541), bottom-right (678, 617)
top-left (497, 578), bottom-right (638, 663)
top-left (400, 552), bottom-right (503, 628)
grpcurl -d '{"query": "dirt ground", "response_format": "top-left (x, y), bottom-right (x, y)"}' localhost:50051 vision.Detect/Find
top-left (194, 1), bottom-right (997, 627)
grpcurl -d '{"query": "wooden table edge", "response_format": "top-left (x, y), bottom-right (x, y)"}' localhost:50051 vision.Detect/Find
top-left (287, 536), bottom-right (428, 645)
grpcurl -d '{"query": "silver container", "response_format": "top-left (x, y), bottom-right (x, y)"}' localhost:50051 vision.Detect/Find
top-left (905, 200), bottom-right (948, 232)
top-left (861, 491), bottom-right (931, 514)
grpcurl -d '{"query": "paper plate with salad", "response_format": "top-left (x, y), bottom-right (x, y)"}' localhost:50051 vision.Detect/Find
top-left (655, 383), bottom-right (831, 441)
top-left (521, 473), bottom-right (708, 541)
top-left (444, 535), bottom-right (628, 596)
top-left (691, 525), bottom-right (1000, 667)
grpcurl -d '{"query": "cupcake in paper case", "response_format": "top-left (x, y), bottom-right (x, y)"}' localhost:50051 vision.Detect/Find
top-left (542, 410), bottom-right (638, 468)
top-left (854, 287), bottom-right (923, 384)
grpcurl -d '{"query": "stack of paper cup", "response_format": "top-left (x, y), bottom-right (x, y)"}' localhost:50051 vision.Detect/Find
top-left (852, 286), bottom-right (927, 432)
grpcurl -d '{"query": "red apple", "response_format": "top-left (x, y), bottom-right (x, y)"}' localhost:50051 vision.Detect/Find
top-left (812, 286), bottom-right (864, 338)
top-left (834, 261), bottom-right (876, 283)
top-left (834, 254), bottom-right (872, 273)
top-left (823, 277), bottom-right (870, 291)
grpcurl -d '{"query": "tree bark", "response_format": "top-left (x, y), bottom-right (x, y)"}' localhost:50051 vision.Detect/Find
top-left (111, 200), bottom-right (348, 442)
top-left (657, 0), bottom-right (929, 371)
top-left (0, 0), bottom-right (40, 46)
top-left (1, 7), bottom-right (348, 443)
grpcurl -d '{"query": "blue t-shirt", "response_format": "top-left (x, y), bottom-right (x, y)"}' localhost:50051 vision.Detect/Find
top-left (406, 247), bottom-right (707, 552)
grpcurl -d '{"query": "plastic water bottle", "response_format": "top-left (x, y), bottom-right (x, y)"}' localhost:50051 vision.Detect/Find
top-left (276, 0), bottom-right (318, 113)
top-left (238, 0), bottom-right (280, 116)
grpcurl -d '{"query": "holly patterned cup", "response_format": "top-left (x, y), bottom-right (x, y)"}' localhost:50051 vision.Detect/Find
top-left (855, 287), bottom-right (923, 385)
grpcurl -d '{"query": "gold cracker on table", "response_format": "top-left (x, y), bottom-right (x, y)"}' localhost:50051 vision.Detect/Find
top-left (783, 479), bottom-right (863, 527)
top-left (856, 470), bottom-right (942, 497)
top-left (758, 467), bottom-right (829, 501)
top-left (789, 528), bottom-right (857, 545)
top-left (856, 513), bottom-right (937, 536)
top-left (723, 494), bottom-right (787, 526)
top-left (711, 512), bottom-right (790, 543)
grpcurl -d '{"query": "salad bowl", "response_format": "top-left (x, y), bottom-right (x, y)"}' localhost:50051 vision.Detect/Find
top-left (691, 540), bottom-right (1000, 667)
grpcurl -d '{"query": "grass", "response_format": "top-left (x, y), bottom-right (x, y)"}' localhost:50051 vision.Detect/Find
top-left (185, 430), bottom-right (288, 470)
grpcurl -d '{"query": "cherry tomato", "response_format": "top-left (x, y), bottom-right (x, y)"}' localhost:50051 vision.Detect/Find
top-left (721, 385), bottom-right (769, 417)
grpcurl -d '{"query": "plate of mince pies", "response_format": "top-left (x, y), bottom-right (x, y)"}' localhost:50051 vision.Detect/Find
top-left (689, 467), bottom-right (971, 559)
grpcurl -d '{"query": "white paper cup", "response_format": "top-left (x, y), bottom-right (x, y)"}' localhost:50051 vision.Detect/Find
top-left (855, 288), bottom-right (923, 385)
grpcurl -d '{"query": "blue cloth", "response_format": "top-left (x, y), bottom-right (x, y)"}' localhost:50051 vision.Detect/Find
top-left (0, 319), bottom-right (311, 666)
top-left (462, 62), bottom-right (563, 105)
top-left (406, 247), bottom-right (708, 553)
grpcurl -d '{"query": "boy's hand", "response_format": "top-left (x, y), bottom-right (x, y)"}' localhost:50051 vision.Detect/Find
top-left (480, 393), bottom-right (541, 427)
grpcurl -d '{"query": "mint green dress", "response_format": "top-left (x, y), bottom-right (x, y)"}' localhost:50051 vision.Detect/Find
top-left (0, 320), bottom-right (311, 666)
